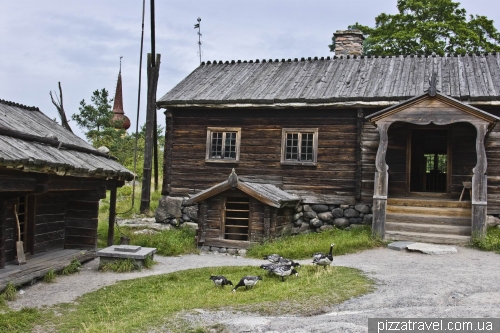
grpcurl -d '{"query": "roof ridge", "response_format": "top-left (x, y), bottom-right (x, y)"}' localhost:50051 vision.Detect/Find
top-left (200, 52), bottom-right (499, 65)
top-left (0, 99), bottom-right (40, 111)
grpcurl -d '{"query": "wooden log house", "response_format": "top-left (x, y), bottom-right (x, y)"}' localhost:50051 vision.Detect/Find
top-left (157, 30), bottom-right (500, 246)
top-left (0, 99), bottom-right (133, 270)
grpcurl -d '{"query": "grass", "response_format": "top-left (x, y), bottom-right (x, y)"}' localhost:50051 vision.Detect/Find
top-left (22, 265), bottom-right (371, 333)
top-left (61, 258), bottom-right (82, 275)
top-left (2, 283), bottom-right (17, 301)
top-left (247, 225), bottom-right (385, 260)
top-left (43, 269), bottom-right (57, 283)
top-left (471, 226), bottom-right (500, 253)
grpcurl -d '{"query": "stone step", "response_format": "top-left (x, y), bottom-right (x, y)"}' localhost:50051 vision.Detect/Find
top-left (385, 231), bottom-right (471, 245)
top-left (386, 205), bottom-right (471, 217)
top-left (387, 198), bottom-right (471, 209)
top-left (386, 213), bottom-right (471, 226)
top-left (386, 222), bottom-right (471, 236)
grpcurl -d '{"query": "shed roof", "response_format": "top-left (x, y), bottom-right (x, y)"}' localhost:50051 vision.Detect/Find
top-left (0, 99), bottom-right (133, 180)
top-left (185, 169), bottom-right (299, 208)
top-left (158, 53), bottom-right (500, 108)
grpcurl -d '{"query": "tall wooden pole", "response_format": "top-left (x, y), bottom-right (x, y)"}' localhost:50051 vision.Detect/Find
top-left (140, 53), bottom-right (161, 213)
top-left (108, 187), bottom-right (117, 246)
top-left (153, 110), bottom-right (159, 191)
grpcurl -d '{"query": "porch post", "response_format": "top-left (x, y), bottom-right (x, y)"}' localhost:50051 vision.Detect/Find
top-left (472, 123), bottom-right (488, 237)
top-left (372, 122), bottom-right (391, 239)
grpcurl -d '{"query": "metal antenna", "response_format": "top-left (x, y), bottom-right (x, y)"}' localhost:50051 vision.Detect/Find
top-left (195, 17), bottom-right (202, 64)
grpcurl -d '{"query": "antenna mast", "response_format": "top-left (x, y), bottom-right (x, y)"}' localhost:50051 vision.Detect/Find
top-left (195, 17), bottom-right (202, 64)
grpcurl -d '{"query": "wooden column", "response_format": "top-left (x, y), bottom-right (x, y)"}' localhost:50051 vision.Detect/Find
top-left (372, 122), bottom-right (391, 238)
top-left (264, 205), bottom-right (270, 240)
top-left (161, 110), bottom-right (173, 195)
top-left (472, 123), bottom-right (488, 237)
top-left (107, 187), bottom-right (117, 246)
top-left (198, 201), bottom-right (207, 244)
top-left (0, 201), bottom-right (6, 269)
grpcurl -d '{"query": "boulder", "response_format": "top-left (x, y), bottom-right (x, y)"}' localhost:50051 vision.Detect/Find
top-left (303, 204), bottom-right (313, 212)
top-left (237, 249), bottom-right (247, 256)
top-left (295, 205), bottom-right (303, 213)
top-left (183, 205), bottom-right (199, 222)
top-left (293, 212), bottom-right (303, 221)
top-left (182, 214), bottom-right (191, 222)
top-left (333, 217), bottom-right (350, 228)
top-left (294, 218), bottom-right (304, 227)
top-left (309, 218), bottom-right (323, 228)
top-left (210, 247), bottom-right (220, 252)
top-left (343, 208), bottom-right (359, 218)
top-left (354, 204), bottom-right (371, 214)
top-left (227, 248), bottom-right (238, 255)
top-left (311, 204), bottom-right (329, 213)
top-left (332, 208), bottom-right (344, 218)
top-left (303, 211), bottom-right (317, 221)
top-left (182, 222), bottom-right (198, 230)
top-left (155, 196), bottom-right (183, 223)
top-left (200, 246), bottom-right (210, 252)
top-left (319, 224), bottom-right (334, 231)
top-left (349, 217), bottom-right (363, 224)
top-left (218, 247), bottom-right (227, 253)
top-left (340, 205), bottom-right (350, 209)
top-left (486, 215), bottom-right (500, 226)
top-left (317, 212), bottom-right (333, 222)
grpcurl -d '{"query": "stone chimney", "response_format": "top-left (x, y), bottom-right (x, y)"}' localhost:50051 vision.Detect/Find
top-left (333, 29), bottom-right (364, 56)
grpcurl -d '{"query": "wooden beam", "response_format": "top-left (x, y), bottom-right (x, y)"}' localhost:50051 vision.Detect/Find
top-left (0, 201), bottom-right (5, 269)
top-left (0, 176), bottom-right (36, 192)
top-left (355, 108), bottom-right (363, 200)
top-left (107, 188), bottom-right (117, 246)
top-left (372, 122), bottom-right (391, 238)
top-left (472, 123), bottom-right (488, 237)
top-left (162, 110), bottom-right (173, 195)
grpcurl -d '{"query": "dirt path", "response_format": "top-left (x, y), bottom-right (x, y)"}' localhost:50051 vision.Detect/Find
top-left (9, 247), bottom-right (500, 333)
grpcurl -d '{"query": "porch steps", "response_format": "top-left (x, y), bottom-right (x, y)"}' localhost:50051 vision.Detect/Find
top-left (385, 197), bottom-right (471, 245)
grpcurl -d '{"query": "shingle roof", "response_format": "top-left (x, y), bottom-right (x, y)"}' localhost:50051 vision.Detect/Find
top-left (158, 53), bottom-right (500, 107)
top-left (0, 99), bottom-right (133, 180)
top-left (186, 169), bottom-right (299, 208)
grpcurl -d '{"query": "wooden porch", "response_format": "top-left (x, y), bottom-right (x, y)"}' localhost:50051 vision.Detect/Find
top-left (0, 249), bottom-right (95, 292)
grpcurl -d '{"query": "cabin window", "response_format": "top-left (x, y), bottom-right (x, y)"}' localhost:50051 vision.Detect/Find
top-left (205, 127), bottom-right (241, 163)
top-left (280, 128), bottom-right (318, 165)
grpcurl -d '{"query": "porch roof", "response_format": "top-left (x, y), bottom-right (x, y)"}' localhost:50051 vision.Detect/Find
top-left (185, 169), bottom-right (300, 208)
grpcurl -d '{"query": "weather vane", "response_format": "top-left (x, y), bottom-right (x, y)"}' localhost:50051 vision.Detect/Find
top-left (194, 17), bottom-right (202, 65)
top-left (119, 55), bottom-right (123, 72)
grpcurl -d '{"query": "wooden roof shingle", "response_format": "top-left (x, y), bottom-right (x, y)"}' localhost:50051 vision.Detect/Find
top-left (158, 54), bottom-right (500, 107)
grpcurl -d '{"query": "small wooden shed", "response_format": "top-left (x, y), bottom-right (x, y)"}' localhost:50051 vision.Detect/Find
top-left (185, 169), bottom-right (300, 249)
top-left (0, 99), bottom-right (133, 273)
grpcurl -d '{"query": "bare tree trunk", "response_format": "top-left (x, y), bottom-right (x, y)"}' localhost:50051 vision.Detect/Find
top-left (50, 82), bottom-right (73, 133)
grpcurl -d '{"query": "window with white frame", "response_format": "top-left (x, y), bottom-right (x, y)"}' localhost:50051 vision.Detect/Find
top-left (206, 127), bottom-right (241, 162)
top-left (281, 128), bottom-right (318, 165)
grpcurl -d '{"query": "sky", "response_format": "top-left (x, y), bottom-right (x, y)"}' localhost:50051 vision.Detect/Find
top-left (1, 0), bottom-right (500, 141)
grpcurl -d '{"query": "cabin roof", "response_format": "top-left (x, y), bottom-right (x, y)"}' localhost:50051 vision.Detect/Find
top-left (158, 53), bottom-right (500, 108)
top-left (0, 99), bottom-right (134, 180)
top-left (186, 170), bottom-right (299, 208)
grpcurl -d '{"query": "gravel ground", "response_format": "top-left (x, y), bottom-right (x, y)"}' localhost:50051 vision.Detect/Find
top-left (8, 246), bottom-right (500, 333)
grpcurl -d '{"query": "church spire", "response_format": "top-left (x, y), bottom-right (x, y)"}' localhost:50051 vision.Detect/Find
top-left (111, 56), bottom-right (131, 130)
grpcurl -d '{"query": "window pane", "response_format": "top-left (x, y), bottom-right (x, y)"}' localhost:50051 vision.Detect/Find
top-left (285, 133), bottom-right (298, 160)
top-left (301, 133), bottom-right (313, 161)
top-left (211, 132), bottom-right (223, 158)
top-left (224, 132), bottom-right (237, 159)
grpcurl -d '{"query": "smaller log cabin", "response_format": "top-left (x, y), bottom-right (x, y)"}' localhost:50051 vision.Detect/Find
top-left (185, 169), bottom-right (299, 248)
top-left (0, 99), bottom-right (133, 269)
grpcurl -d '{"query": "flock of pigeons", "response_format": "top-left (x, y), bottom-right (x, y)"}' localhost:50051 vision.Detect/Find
top-left (209, 243), bottom-right (335, 293)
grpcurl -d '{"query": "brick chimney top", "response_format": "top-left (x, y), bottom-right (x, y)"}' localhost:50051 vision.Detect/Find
top-left (333, 29), bottom-right (364, 56)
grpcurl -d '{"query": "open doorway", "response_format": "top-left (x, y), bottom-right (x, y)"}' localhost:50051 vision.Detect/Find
top-left (410, 128), bottom-right (450, 193)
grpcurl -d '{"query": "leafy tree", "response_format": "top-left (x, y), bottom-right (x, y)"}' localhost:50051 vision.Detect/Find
top-left (347, 0), bottom-right (500, 56)
top-left (72, 89), bottom-right (114, 142)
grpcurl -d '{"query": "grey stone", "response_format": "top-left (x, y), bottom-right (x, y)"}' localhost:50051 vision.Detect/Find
top-left (182, 222), bottom-right (198, 230)
top-left (317, 212), bottom-right (333, 222)
top-left (291, 227), bottom-right (301, 235)
top-left (388, 241), bottom-right (415, 251)
top-left (319, 225), bottom-right (334, 231)
top-left (333, 217), bottom-right (350, 228)
top-left (303, 211), bottom-right (317, 221)
top-left (182, 214), bottom-right (191, 222)
top-left (97, 245), bottom-right (156, 260)
top-left (294, 218), bottom-right (304, 227)
top-left (227, 248), bottom-right (238, 255)
top-left (332, 208), bottom-right (344, 218)
top-left (359, 213), bottom-right (364, 218)
top-left (344, 208), bottom-right (359, 218)
top-left (303, 204), bottom-right (313, 212)
top-left (349, 217), bottom-right (363, 224)
top-left (210, 247), bottom-right (220, 252)
top-left (133, 229), bottom-right (158, 235)
top-left (155, 196), bottom-right (183, 223)
top-left (237, 249), bottom-right (247, 256)
top-left (486, 215), bottom-right (500, 226)
top-left (311, 204), bottom-right (329, 213)
top-left (299, 222), bottom-right (310, 232)
top-left (183, 205), bottom-right (198, 222)
top-left (309, 218), bottom-right (323, 228)
top-left (363, 214), bottom-right (373, 225)
top-left (218, 247), bottom-right (227, 253)
top-left (293, 212), bottom-right (303, 221)
top-left (295, 205), bottom-right (303, 213)
top-left (355, 204), bottom-right (371, 214)
top-left (497, 225), bottom-right (500, 229)
top-left (407, 243), bottom-right (458, 255)
top-left (340, 205), bottom-right (350, 209)
top-left (328, 205), bottom-right (336, 211)
top-left (200, 246), bottom-right (210, 252)
top-left (169, 218), bottom-right (180, 226)
top-left (281, 223), bottom-right (293, 236)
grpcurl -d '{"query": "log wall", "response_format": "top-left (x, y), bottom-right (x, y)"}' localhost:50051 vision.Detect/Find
top-left (164, 108), bottom-right (358, 204)
top-left (64, 197), bottom-right (99, 250)
top-left (34, 193), bottom-right (66, 254)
